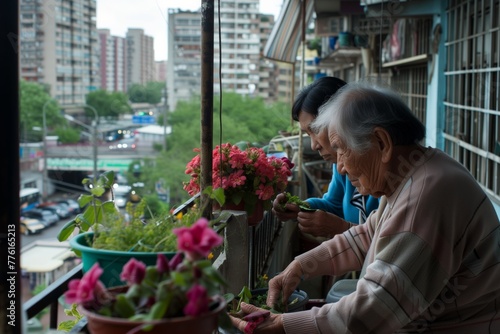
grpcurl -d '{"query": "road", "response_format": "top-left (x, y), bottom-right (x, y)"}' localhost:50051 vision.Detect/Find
top-left (21, 216), bottom-right (72, 249)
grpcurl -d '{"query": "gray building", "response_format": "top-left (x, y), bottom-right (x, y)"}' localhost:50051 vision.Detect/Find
top-left (19, 0), bottom-right (100, 106)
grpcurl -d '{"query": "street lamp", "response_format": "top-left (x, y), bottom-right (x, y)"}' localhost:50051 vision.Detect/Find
top-left (64, 105), bottom-right (99, 185)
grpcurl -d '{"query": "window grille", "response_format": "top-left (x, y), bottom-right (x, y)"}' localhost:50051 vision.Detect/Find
top-left (444, 0), bottom-right (500, 201)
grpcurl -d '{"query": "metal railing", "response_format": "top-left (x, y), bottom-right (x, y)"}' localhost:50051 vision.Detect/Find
top-left (22, 207), bottom-right (292, 332)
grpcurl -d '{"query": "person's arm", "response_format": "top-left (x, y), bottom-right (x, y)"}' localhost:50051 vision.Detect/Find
top-left (305, 165), bottom-right (345, 218)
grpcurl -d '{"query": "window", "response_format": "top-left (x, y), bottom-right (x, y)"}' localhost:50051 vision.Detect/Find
top-left (444, 0), bottom-right (500, 201)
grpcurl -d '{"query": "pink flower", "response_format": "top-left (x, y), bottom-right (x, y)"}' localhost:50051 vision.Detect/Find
top-left (169, 252), bottom-right (185, 270)
top-left (156, 254), bottom-right (170, 274)
top-left (280, 157), bottom-right (294, 169)
top-left (183, 284), bottom-right (209, 316)
top-left (120, 258), bottom-right (146, 285)
top-left (65, 263), bottom-right (104, 304)
top-left (173, 218), bottom-right (223, 261)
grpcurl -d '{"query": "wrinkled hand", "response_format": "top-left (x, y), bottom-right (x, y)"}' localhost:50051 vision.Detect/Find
top-left (272, 193), bottom-right (300, 222)
top-left (297, 210), bottom-right (350, 238)
top-left (266, 260), bottom-right (304, 310)
top-left (230, 303), bottom-right (285, 334)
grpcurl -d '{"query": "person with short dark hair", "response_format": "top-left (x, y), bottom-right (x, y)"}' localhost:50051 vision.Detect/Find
top-left (273, 77), bottom-right (379, 240)
top-left (232, 82), bottom-right (500, 333)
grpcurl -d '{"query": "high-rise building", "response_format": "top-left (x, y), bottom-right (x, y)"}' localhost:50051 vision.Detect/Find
top-left (257, 13), bottom-right (279, 103)
top-left (155, 60), bottom-right (167, 83)
top-left (167, 9), bottom-right (202, 111)
top-left (167, 1), bottom-right (278, 111)
top-left (19, 0), bottom-right (100, 106)
top-left (126, 28), bottom-right (155, 87)
top-left (98, 29), bottom-right (128, 92)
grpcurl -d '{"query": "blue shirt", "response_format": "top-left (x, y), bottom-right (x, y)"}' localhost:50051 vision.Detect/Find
top-left (305, 165), bottom-right (379, 224)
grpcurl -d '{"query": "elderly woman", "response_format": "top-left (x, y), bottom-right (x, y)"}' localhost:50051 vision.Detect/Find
top-left (231, 82), bottom-right (500, 333)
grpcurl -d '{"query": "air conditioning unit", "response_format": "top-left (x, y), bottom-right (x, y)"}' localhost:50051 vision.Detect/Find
top-left (315, 16), bottom-right (345, 37)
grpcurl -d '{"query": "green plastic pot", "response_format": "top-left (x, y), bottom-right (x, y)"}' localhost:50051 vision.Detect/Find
top-left (70, 232), bottom-right (177, 287)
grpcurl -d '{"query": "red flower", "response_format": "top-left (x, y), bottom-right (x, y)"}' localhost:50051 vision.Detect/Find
top-left (65, 263), bottom-right (105, 305)
top-left (173, 218), bottom-right (223, 261)
top-left (183, 284), bottom-right (210, 316)
top-left (120, 258), bottom-right (146, 285)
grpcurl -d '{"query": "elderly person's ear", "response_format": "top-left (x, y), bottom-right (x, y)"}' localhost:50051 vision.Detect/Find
top-left (373, 127), bottom-right (393, 163)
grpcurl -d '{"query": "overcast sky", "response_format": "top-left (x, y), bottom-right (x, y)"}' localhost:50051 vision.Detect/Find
top-left (96, 0), bottom-right (284, 61)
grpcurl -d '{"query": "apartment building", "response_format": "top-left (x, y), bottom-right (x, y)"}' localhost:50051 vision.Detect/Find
top-left (126, 28), bottom-right (155, 87)
top-left (98, 29), bottom-right (128, 92)
top-left (257, 14), bottom-right (280, 103)
top-left (19, 0), bottom-right (100, 106)
top-left (167, 0), bottom-right (285, 111)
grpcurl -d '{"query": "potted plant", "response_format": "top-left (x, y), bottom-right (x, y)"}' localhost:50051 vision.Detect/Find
top-left (58, 171), bottom-right (202, 287)
top-left (183, 143), bottom-right (294, 225)
top-left (62, 218), bottom-right (231, 334)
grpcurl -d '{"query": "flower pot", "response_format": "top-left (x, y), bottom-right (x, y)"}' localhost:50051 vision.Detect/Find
top-left (70, 232), bottom-right (177, 287)
top-left (214, 200), bottom-right (265, 226)
top-left (81, 291), bottom-right (227, 334)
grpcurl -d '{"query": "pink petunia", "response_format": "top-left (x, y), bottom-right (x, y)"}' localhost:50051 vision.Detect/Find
top-left (173, 218), bottom-right (223, 261)
top-left (156, 254), bottom-right (170, 274)
top-left (64, 263), bottom-right (103, 305)
top-left (120, 258), bottom-right (146, 285)
top-left (183, 284), bottom-right (209, 316)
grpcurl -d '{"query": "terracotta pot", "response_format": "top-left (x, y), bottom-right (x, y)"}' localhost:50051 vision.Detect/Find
top-left (81, 293), bottom-right (226, 334)
top-left (214, 200), bottom-right (265, 226)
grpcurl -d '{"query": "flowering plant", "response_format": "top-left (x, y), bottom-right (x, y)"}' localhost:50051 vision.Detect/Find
top-left (64, 218), bottom-right (227, 324)
top-left (184, 143), bottom-right (294, 214)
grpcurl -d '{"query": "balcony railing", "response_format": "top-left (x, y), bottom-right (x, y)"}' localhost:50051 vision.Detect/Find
top-left (22, 206), bottom-right (295, 333)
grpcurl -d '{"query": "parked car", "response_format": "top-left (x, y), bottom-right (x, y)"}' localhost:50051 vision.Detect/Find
top-left (23, 208), bottom-right (59, 227)
top-left (57, 198), bottom-right (80, 214)
top-left (37, 202), bottom-right (71, 219)
top-left (20, 217), bottom-right (45, 235)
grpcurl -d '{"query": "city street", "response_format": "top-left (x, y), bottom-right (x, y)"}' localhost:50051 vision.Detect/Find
top-left (21, 216), bottom-right (71, 249)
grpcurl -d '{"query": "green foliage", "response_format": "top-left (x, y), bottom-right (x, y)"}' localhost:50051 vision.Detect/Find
top-left (58, 304), bottom-right (83, 332)
top-left (128, 82), bottom-right (164, 104)
top-left (19, 80), bottom-right (65, 142)
top-left (57, 171), bottom-right (200, 253)
top-left (85, 90), bottom-right (132, 118)
top-left (55, 127), bottom-right (80, 144)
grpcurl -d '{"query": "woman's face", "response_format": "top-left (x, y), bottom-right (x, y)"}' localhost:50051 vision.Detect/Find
top-left (298, 111), bottom-right (337, 163)
top-left (331, 130), bottom-right (386, 197)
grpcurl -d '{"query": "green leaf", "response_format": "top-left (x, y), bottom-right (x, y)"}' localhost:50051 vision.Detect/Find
top-left (58, 320), bottom-right (77, 331)
top-left (208, 187), bottom-right (226, 206)
top-left (149, 300), bottom-right (168, 319)
top-left (113, 294), bottom-right (136, 318)
top-left (101, 200), bottom-right (119, 215)
top-left (57, 219), bottom-right (76, 241)
top-left (78, 194), bottom-right (93, 208)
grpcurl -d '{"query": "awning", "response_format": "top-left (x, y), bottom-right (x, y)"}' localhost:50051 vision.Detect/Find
top-left (263, 0), bottom-right (315, 63)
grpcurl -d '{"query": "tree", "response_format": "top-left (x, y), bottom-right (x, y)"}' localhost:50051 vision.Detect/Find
top-left (128, 82), bottom-right (164, 104)
top-left (19, 80), bottom-right (65, 142)
top-left (85, 90), bottom-right (132, 118)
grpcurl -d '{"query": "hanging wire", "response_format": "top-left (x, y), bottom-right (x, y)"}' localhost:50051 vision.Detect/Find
top-left (217, 0), bottom-right (223, 191)
top-left (378, 1), bottom-right (384, 78)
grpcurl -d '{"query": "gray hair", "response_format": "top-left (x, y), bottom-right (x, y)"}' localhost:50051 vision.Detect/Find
top-left (311, 82), bottom-right (425, 153)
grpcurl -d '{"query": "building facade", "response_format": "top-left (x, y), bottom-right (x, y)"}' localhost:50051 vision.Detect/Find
top-left (167, 1), bottom-right (286, 111)
top-left (98, 29), bottom-right (128, 92)
top-left (126, 28), bottom-right (155, 87)
top-left (19, 0), bottom-right (100, 106)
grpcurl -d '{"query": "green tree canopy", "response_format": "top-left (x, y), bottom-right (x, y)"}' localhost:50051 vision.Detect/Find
top-left (85, 90), bottom-right (132, 118)
top-left (128, 82), bottom-right (165, 104)
top-left (19, 80), bottom-right (65, 142)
